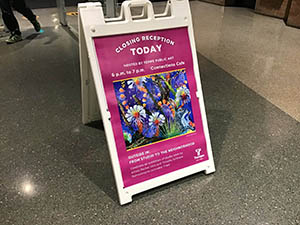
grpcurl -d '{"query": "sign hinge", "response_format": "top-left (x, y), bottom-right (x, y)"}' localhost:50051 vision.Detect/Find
top-left (106, 109), bottom-right (111, 120)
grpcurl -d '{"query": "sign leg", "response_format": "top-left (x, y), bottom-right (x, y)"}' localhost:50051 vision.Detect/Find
top-left (79, 15), bottom-right (101, 124)
top-left (205, 164), bottom-right (216, 175)
top-left (119, 191), bottom-right (132, 205)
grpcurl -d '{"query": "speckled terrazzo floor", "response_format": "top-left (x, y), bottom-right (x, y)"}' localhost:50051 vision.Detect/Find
top-left (0, 3), bottom-right (300, 225)
top-left (191, 1), bottom-right (300, 122)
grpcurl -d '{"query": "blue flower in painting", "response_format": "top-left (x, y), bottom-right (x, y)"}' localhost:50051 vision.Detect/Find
top-left (142, 123), bottom-right (157, 138)
top-left (181, 110), bottom-right (191, 130)
top-left (161, 104), bottom-right (173, 120)
top-left (144, 78), bottom-right (161, 101)
top-left (159, 100), bottom-right (175, 120)
top-left (171, 71), bottom-right (187, 89)
top-left (142, 95), bottom-right (155, 111)
top-left (176, 109), bottom-right (195, 132)
top-left (114, 82), bottom-right (132, 110)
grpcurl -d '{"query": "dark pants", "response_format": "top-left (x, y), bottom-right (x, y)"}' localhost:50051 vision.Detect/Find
top-left (0, 0), bottom-right (36, 35)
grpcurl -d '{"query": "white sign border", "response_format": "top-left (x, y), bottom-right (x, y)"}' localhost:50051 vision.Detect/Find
top-left (78, 0), bottom-right (215, 205)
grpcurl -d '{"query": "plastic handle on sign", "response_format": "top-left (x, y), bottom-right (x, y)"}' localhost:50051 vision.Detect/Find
top-left (122, 0), bottom-right (155, 22)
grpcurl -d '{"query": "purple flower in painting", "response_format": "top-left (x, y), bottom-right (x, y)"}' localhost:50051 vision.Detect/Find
top-left (144, 78), bottom-right (161, 101)
top-left (161, 104), bottom-right (173, 120)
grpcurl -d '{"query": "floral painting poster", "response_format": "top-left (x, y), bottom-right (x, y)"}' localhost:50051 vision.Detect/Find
top-left (94, 27), bottom-right (209, 187)
top-left (114, 69), bottom-right (196, 150)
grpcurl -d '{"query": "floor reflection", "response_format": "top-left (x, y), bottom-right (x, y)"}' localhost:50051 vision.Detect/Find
top-left (17, 177), bottom-right (37, 197)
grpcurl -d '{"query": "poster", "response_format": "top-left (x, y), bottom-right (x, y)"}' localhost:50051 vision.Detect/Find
top-left (94, 27), bottom-right (209, 187)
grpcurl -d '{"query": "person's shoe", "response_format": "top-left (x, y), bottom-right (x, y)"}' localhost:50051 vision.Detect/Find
top-left (31, 19), bottom-right (41, 32)
top-left (6, 33), bottom-right (22, 44)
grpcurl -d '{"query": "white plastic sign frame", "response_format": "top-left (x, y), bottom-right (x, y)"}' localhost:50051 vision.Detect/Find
top-left (78, 0), bottom-right (215, 205)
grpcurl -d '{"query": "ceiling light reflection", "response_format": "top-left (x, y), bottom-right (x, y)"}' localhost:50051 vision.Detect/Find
top-left (19, 179), bottom-right (37, 197)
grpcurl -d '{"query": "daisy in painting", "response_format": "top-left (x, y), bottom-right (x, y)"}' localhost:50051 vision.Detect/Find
top-left (125, 105), bottom-right (146, 133)
top-left (149, 112), bottom-right (165, 137)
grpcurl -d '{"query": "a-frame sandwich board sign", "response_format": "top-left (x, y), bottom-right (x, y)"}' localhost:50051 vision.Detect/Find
top-left (78, 0), bottom-right (215, 205)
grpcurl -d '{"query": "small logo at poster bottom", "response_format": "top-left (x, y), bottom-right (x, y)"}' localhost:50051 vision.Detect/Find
top-left (194, 148), bottom-right (205, 160)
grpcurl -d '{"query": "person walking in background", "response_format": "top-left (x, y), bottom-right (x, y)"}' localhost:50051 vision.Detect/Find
top-left (0, 0), bottom-right (41, 44)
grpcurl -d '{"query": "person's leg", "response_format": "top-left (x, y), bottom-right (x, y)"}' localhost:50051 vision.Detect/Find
top-left (12, 0), bottom-right (40, 31)
top-left (0, 0), bottom-right (21, 35)
top-left (0, 0), bottom-right (22, 43)
top-left (12, 0), bottom-right (35, 21)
